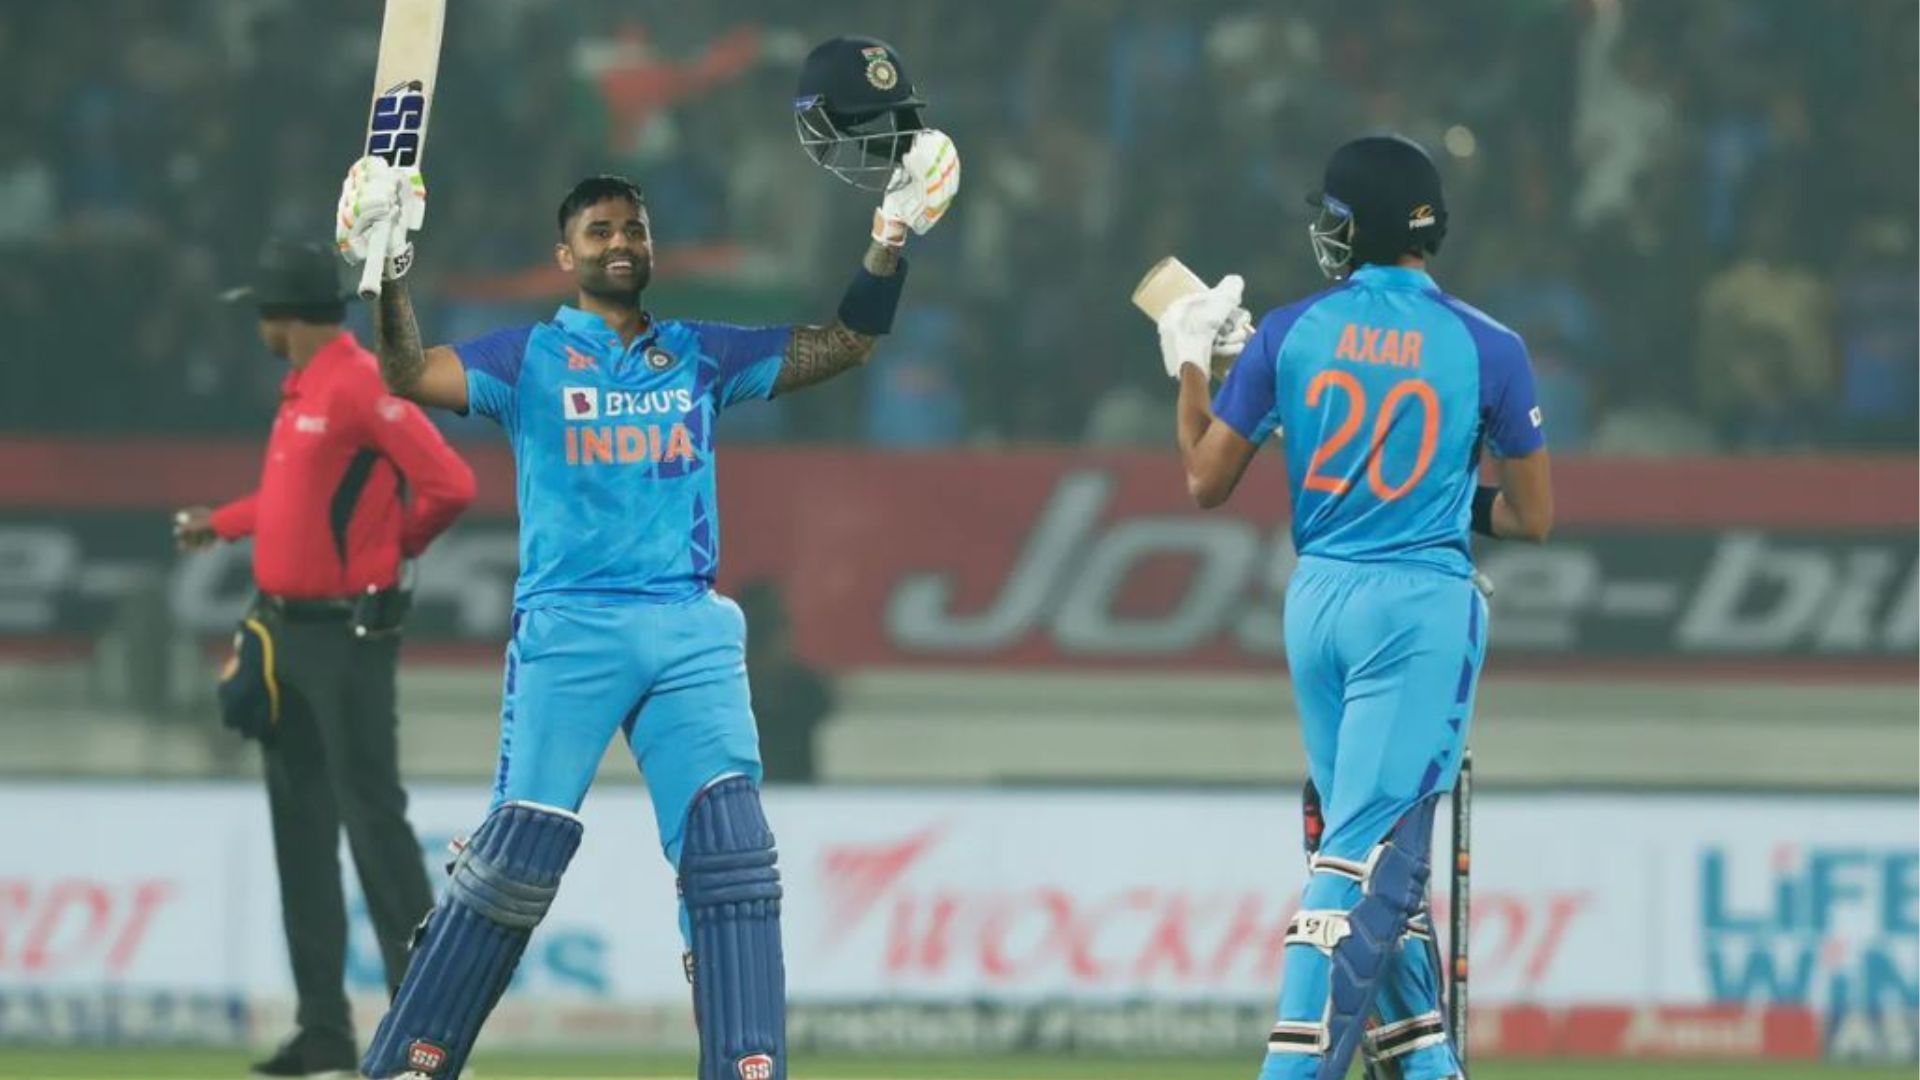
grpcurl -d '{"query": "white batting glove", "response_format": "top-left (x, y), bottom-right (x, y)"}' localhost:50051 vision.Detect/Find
top-left (1158, 274), bottom-right (1250, 379)
top-left (336, 155), bottom-right (426, 279)
top-left (1211, 308), bottom-right (1255, 378)
top-left (873, 129), bottom-right (960, 248)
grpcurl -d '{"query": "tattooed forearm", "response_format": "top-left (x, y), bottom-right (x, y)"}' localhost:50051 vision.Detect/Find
top-left (372, 280), bottom-right (427, 397)
top-left (772, 241), bottom-right (899, 395)
top-left (775, 321), bottom-right (877, 395)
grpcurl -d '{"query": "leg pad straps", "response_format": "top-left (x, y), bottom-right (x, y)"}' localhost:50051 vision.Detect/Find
top-left (361, 801), bottom-right (582, 1079)
top-left (681, 776), bottom-right (786, 1080)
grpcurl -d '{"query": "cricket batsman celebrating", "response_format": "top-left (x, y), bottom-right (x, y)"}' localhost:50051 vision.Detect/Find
top-left (332, 36), bottom-right (957, 1080)
top-left (1158, 135), bottom-right (1553, 1080)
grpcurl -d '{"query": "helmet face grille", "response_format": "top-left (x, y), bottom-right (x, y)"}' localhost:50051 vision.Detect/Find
top-left (795, 98), bottom-right (919, 192)
top-left (1309, 202), bottom-right (1355, 281)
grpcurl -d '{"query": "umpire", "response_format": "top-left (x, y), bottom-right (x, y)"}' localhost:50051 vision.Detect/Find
top-left (174, 239), bottom-right (476, 1078)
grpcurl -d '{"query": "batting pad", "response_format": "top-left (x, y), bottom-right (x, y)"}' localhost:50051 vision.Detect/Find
top-left (361, 800), bottom-right (583, 1080)
top-left (1264, 797), bottom-right (1440, 1080)
top-left (681, 775), bottom-right (786, 1080)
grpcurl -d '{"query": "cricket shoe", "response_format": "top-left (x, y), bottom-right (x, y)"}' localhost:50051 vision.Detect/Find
top-left (249, 1028), bottom-right (357, 1078)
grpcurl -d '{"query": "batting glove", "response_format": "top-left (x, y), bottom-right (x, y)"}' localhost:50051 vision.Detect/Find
top-left (1210, 308), bottom-right (1254, 378)
top-left (336, 155), bottom-right (426, 279)
top-left (1158, 274), bottom-right (1251, 379)
top-left (873, 129), bottom-right (960, 247)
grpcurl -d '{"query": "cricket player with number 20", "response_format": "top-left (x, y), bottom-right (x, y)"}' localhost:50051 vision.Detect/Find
top-left (1158, 134), bottom-right (1553, 1080)
top-left (332, 36), bottom-right (956, 1080)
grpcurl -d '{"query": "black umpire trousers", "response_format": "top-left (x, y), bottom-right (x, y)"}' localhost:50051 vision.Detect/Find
top-left (257, 606), bottom-right (433, 1042)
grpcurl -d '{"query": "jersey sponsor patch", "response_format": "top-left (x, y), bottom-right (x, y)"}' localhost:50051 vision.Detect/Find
top-left (562, 386), bottom-right (599, 420)
top-left (1530, 405), bottom-right (1544, 428)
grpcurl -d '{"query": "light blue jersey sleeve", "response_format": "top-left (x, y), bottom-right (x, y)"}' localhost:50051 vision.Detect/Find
top-left (692, 323), bottom-right (791, 409)
top-left (454, 325), bottom-right (535, 428)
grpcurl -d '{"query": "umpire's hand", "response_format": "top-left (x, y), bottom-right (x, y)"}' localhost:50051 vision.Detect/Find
top-left (173, 506), bottom-right (217, 551)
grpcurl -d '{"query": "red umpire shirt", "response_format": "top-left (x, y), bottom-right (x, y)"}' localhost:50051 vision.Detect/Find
top-left (209, 331), bottom-right (474, 598)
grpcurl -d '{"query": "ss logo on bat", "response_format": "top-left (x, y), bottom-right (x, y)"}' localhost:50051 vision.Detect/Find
top-left (367, 81), bottom-right (426, 167)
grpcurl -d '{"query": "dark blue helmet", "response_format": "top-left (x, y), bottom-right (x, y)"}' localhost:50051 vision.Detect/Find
top-left (794, 36), bottom-right (925, 191)
top-left (1307, 134), bottom-right (1448, 279)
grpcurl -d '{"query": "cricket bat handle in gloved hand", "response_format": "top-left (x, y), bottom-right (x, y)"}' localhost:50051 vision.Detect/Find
top-left (358, 216), bottom-right (396, 300)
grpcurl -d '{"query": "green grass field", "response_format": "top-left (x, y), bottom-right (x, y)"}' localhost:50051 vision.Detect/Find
top-left (0, 1050), bottom-right (1908, 1080)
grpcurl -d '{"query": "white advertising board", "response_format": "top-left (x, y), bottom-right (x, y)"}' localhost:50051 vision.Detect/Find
top-left (0, 783), bottom-right (1911, 1057)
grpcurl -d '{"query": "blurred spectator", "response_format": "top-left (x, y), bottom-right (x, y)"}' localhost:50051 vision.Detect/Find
top-left (1588, 363), bottom-right (1718, 457)
top-left (1570, 0), bottom-right (1677, 234)
top-left (865, 303), bottom-right (968, 447)
top-left (1484, 231), bottom-right (1606, 452)
top-left (1696, 41), bottom-right (1811, 253)
top-left (1083, 381), bottom-right (1167, 448)
top-left (0, 0), bottom-right (1910, 454)
top-left (739, 579), bottom-right (834, 784)
top-left (1695, 177), bottom-right (1835, 450)
top-left (1831, 218), bottom-right (1920, 448)
top-left (0, 123), bottom-right (55, 247)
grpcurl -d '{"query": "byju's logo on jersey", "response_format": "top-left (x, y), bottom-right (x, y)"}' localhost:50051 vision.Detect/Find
top-left (562, 386), bottom-right (599, 420)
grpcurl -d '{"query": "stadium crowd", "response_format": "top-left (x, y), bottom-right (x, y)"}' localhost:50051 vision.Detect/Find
top-left (0, 0), bottom-right (1912, 452)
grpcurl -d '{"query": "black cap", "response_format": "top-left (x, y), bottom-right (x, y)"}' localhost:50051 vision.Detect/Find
top-left (219, 238), bottom-right (351, 307)
top-left (1308, 134), bottom-right (1448, 262)
top-left (218, 618), bottom-right (280, 745)
top-left (795, 36), bottom-right (925, 117)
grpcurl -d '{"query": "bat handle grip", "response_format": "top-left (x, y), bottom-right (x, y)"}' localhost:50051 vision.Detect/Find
top-left (357, 216), bottom-right (396, 300)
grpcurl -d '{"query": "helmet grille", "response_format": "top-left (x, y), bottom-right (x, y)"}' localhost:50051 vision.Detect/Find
top-left (795, 98), bottom-right (922, 192)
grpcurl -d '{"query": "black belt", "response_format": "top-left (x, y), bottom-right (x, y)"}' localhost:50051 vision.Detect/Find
top-left (259, 594), bottom-right (356, 622)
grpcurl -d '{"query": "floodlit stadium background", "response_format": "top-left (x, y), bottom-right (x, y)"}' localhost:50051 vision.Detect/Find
top-left (0, 1), bottom-right (1913, 1076)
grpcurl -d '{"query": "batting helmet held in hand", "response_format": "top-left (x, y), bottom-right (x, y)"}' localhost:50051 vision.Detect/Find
top-left (794, 36), bottom-right (926, 191)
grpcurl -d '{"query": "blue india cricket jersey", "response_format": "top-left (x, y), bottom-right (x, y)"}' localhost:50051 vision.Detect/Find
top-left (455, 307), bottom-right (788, 607)
top-left (1212, 265), bottom-right (1543, 576)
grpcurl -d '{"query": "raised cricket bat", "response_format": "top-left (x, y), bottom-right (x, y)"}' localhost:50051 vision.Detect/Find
top-left (1129, 255), bottom-right (1208, 322)
top-left (356, 0), bottom-right (446, 300)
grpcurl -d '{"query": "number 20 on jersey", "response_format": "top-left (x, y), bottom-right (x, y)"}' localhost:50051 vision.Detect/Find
top-left (1302, 371), bottom-right (1440, 502)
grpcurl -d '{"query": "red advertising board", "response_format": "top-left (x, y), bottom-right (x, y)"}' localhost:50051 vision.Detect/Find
top-left (0, 442), bottom-right (1912, 676)
top-left (1473, 1004), bottom-right (1823, 1060)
